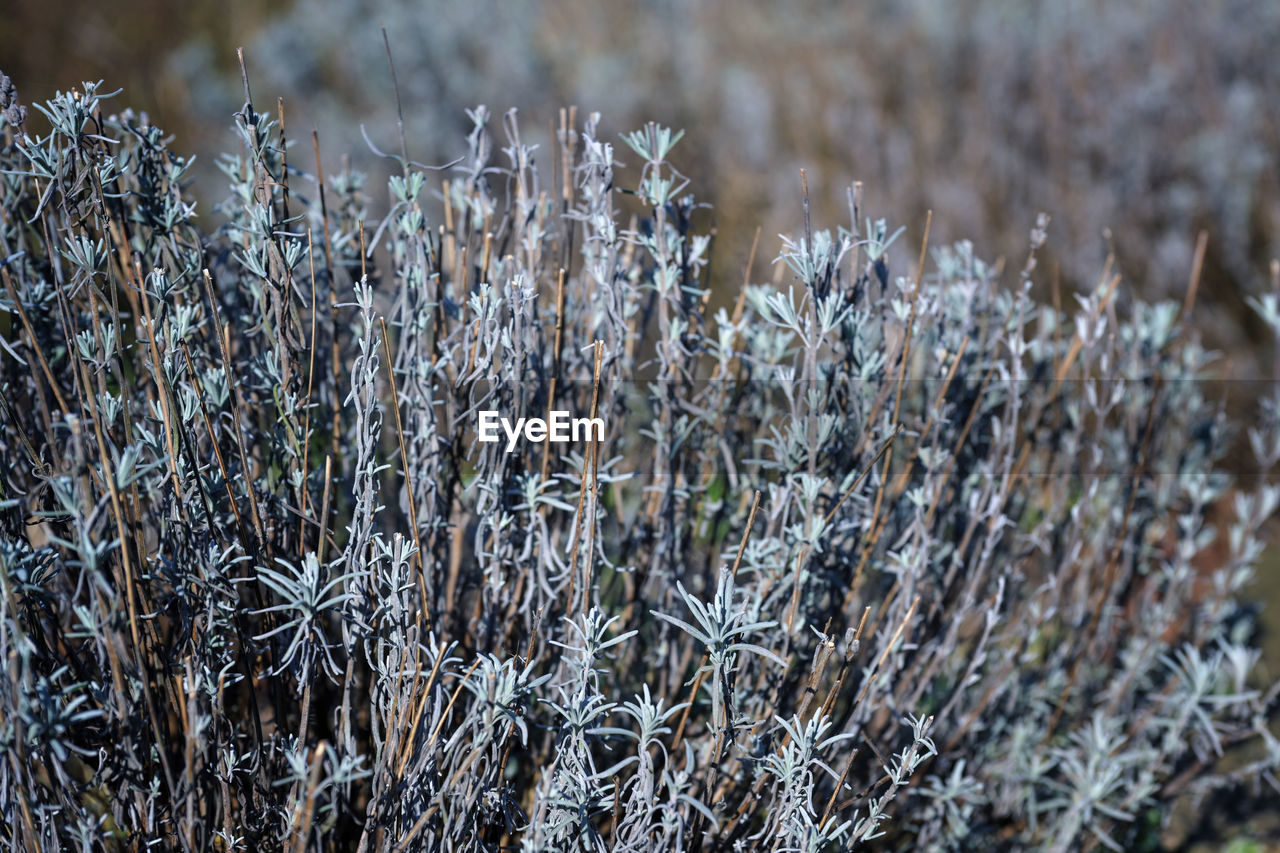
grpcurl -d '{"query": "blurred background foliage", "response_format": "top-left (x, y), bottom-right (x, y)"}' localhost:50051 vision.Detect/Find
top-left (6, 0), bottom-right (1280, 361)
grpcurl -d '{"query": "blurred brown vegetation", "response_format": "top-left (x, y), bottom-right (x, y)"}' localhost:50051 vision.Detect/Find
top-left (0, 0), bottom-right (265, 120)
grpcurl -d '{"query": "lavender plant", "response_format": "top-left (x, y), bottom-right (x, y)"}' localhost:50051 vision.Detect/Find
top-left (0, 68), bottom-right (1277, 852)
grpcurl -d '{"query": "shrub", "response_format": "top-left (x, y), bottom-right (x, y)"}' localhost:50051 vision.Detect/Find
top-left (0, 72), bottom-right (1277, 851)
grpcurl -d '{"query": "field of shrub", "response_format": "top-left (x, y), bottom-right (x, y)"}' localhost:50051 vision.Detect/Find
top-left (1, 50), bottom-right (1279, 850)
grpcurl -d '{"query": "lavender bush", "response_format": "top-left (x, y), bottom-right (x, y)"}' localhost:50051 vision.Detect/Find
top-left (0, 71), bottom-right (1277, 851)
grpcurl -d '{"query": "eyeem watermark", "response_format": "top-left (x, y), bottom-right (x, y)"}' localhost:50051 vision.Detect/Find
top-left (478, 410), bottom-right (605, 453)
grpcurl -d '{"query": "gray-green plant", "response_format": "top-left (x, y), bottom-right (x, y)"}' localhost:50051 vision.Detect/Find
top-left (0, 69), bottom-right (1277, 852)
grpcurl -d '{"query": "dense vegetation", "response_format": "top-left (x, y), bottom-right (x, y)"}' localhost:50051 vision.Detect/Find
top-left (0, 70), bottom-right (1277, 850)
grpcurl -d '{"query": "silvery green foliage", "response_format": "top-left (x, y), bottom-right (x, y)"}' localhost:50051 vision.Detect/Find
top-left (0, 73), bottom-right (1278, 853)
